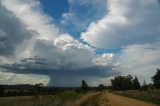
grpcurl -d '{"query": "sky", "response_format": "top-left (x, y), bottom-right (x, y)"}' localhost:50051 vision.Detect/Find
top-left (0, 0), bottom-right (160, 87)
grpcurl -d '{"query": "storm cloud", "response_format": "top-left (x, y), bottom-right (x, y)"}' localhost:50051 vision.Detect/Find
top-left (0, 2), bottom-right (33, 56)
top-left (0, 0), bottom-right (118, 86)
top-left (0, 0), bottom-right (159, 86)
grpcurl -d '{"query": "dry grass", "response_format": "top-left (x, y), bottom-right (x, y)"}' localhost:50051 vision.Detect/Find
top-left (112, 90), bottom-right (160, 105)
top-left (0, 91), bottom-right (81, 106)
top-left (73, 92), bottom-right (101, 106)
top-left (98, 92), bottom-right (111, 106)
top-left (0, 91), bottom-right (111, 106)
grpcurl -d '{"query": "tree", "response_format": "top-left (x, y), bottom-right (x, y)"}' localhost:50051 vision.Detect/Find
top-left (98, 84), bottom-right (105, 91)
top-left (111, 75), bottom-right (133, 90)
top-left (147, 83), bottom-right (154, 90)
top-left (141, 80), bottom-right (148, 90)
top-left (0, 85), bottom-right (4, 96)
top-left (34, 83), bottom-right (44, 93)
top-left (152, 68), bottom-right (160, 89)
top-left (133, 76), bottom-right (140, 90)
top-left (81, 80), bottom-right (89, 91)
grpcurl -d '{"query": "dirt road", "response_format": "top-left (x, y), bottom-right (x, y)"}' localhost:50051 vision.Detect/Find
top-left (107, 93), bottom-right (157, 106)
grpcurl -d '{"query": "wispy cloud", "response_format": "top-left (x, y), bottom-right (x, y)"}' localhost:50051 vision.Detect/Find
top-left (61, 0), bottom-right (107, 35)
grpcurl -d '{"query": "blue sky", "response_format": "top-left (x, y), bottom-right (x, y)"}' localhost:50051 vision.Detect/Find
top-left (39, 0), bottom-right (112, 54)
top-left (0, 0), bottom-right (160, 86)
top-left (40, 0), bottom-right (69, 21)
top-left (40, 0), bottom-right (107, 38)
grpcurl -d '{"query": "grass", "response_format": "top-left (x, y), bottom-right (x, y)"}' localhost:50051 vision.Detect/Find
top-left (78, 92), bottom-right (101, 106)
top-left (112, 89), bottom-right (160, 105)
top-left (0, 91), bottom-right (111, 106)
top-left (0, 91), bottom-right (81, 106)
top-left (98, 92), bottom-right (111, 106)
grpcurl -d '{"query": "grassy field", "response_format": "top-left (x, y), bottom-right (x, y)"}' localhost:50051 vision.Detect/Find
top-left (112, 90), bottom-right (160, 105)
top-left (0, 91), bottom-right (110, 106)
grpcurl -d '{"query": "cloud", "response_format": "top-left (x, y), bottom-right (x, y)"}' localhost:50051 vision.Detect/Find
top-left (1, 0), bottom-right (159, 87)
top-left (93, 53), bottom-right (116, 66)
top-left (0, 35), bottom-right (119, 86)
top-left (0, 71), bottom-right (49, 85)
top-left (81, 0), bottom-right (160, 48)
top-left (0, 0), bottom-right (118, 86)
top-left (61, 0), bottom-right (107, 35)
top-left (116, 42), bottom-right (160, 84)
top-left (0, 2), bottom-right (33, 56)
top-left (1, 0), bottom-right (59, 40)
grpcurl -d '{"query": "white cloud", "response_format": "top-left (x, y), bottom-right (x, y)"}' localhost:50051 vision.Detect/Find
top-left (0, 71), bottom-right (49, 85)
top-left (1, 0), bottom-right (117, 70)
top-left (1, 0), bottom-right (59, 40)
top-left (61, 0), bottom-right (107, 33)
top-left (1, 0), bottom-right (97, 70)
top-left (33, 34), bottom-right (96, 70)
top-left (81, 0), bottom-right (160, 48)
top-left (0, 2), bottom-right (33, 57)
top-left (116, 43), bottom-right (160, 84)
top-left (1, 0), bottom-right (159, 86)
top-left (0, 0), bottom-right (116, 86)
top-left (93, 53), bottom-right (116, 67)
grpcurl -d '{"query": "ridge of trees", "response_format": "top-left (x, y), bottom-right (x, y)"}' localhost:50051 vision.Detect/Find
top-left (152, 68), bottom-right (160, 89)
top-left (111, 75), bottom-right (140, 90)
top-left (111, 68), bottom-right (160, 91)
top-left (0, 68), bottom-right (160, 97)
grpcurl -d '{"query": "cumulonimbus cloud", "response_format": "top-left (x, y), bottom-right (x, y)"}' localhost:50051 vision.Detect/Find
top-left (0, 0), bottom-right (159, 86)
top-left (0, 0), bottom-right (118, 86)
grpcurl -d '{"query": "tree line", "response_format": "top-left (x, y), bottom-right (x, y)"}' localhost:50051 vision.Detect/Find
top-left (111, 68), bottom-right (160, 90)
top-left (0, 83), bottom-right (54, 97)
top-left (0, 68), bottom-right (159, 97)
top-left (0, 81), bottom-right (108, 97)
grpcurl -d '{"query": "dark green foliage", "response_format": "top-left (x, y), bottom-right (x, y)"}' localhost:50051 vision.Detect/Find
top-left (143, 80), bottom-right (147, 90)
top-left (0, 83), bottom-right (56, 97)
top-left (133, 76), bottom-right (140, 90)
top-left (34, 83), bottom-right (45, 94)
top-left (140, 80), bottom-right (148, 91)
top-left (81, 80), bottom-right (89, 92)
top-left (111, 75), bottom-right (133, 90)
top-left (0, 85), bottom-right (4, 96)
top-left (147, 83), bottom-right (154, 90)
top-left (97, 84), bottom-right (105, 91)
top-left (152, 68), bottom-right (160, 89)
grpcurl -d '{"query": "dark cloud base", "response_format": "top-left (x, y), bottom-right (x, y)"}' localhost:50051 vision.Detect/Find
top-left (0, 59), bottom-right (120, 86)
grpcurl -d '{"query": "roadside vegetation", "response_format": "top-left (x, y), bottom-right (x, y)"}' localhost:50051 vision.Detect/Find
top-left (0, 91), bottom-right (80, 106)
top-left (110, 68), bottom-right (160, 105)
top-left (0, 68), bottom-right (159, 106)
top-left (0, 91), bottom-right (111, 106)
top-left (113, 90), bottom-right (160, 105)
top-left (0, 80), bottom-right (110, 106)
